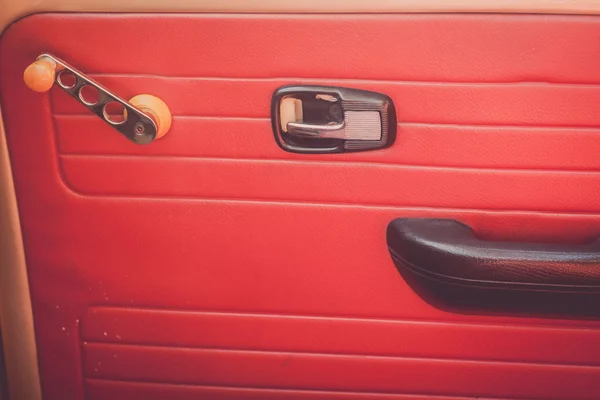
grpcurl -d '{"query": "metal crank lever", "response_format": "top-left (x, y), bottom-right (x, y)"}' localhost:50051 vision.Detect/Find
top-left (24, 53), bottom-right (171, 144)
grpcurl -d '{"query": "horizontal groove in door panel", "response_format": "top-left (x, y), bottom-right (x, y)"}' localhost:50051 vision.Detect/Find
top-left (55, 116), bottom-right (600, 171)
top-left (83, 343), bottom-right (600, 400)
top-left (59, 156), bottom-right (600, 212)
top-left (85, 379), bottom-right (486, 400)
top-left (82, 307), bottom-right (600, 366)
top-left (49, 78), bottom-right (600, 127)
top-left (11, 14), bottom-right (600, 84)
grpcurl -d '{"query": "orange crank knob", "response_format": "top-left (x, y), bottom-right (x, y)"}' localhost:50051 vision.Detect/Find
top-left (24, 57), bottom-right (57, 93)
top-left (128, 94), bottom-right (172, 139)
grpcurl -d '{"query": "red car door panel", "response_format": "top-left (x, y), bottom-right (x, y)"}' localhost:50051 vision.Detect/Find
top-left (2, 13), bottom-right (600, 400)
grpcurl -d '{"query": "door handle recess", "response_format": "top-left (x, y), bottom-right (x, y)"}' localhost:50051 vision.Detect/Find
top-left (24, 53), bottom-right (171, 144)
top-left (271, 85), bottom-right (396, 153)
top-left (387, 218), bottom-right (600, 317)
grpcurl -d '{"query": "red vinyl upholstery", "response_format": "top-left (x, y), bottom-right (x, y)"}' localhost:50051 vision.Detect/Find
top-left (2, 13), bottom-right (600, 399)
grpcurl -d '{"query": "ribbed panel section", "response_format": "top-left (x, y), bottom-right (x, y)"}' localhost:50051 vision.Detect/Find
top-left (344, 111), bottom-right (382, 141)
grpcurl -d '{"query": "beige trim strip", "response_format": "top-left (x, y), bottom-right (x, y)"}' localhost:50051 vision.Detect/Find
top-left (3, 0), bottom-right (600, 34)
top-left (0, 110), bottom-right (41, 400)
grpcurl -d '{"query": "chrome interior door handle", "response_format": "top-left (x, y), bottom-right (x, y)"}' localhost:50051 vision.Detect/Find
top-left (272, 85), bottom-right (396, 154)
top-left (287, 121), bottom-right (346, 138)
top-left (287, 110), bottom-right (385, 141)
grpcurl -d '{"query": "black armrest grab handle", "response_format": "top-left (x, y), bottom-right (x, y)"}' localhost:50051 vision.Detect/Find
top-left (386, 218), bottom-right (600, 316)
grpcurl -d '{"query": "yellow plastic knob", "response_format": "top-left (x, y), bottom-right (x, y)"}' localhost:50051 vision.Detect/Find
top-left (129, 94), bottom-right (172, 139)
top-left (23, 58), bottom-right (56, 93)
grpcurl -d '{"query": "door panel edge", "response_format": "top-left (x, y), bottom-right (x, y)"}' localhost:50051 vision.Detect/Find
top-left (4, 0), bottom-right (600, 35)
top-left (0, 110), bottom-right (41, 400)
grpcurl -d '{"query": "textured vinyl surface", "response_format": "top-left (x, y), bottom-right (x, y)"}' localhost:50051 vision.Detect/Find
top-left (82, 307), bottom-right (600, 399)
top-left (3, 13), bottom-right (600, 400)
